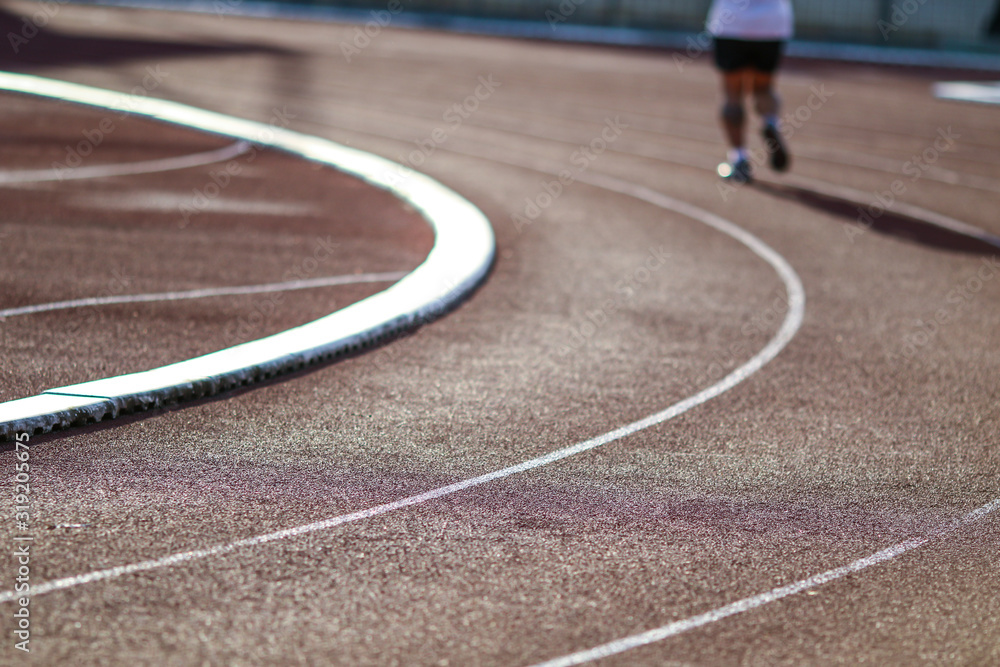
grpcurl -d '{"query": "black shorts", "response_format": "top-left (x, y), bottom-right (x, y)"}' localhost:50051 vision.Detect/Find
top-left (713, 38), bottom-right (785, 73)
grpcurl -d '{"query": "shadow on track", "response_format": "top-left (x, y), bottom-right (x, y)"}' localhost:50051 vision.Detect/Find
top-left (0, 7), bottom-right (292, 68)
top-left (753, 179), bottom-right (1000, 255)
top-left (0, 280), bottom-right (487, 448)
top-left (0, 332), bottom-right (396, 451)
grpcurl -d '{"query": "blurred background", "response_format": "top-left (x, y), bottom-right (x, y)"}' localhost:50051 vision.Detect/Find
top-left (237, 0), bottom-right (1000, 52)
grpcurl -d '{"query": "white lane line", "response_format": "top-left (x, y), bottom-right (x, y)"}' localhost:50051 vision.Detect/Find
top-left (0, 272), bottom-right (409, 318)
top-left (934, 81), bottom-right (1000, 106)
top-left (0, 141), bottom-right (251, 184)
top-left (530, 497), bottom-right (1000, 667)
top-left (464, 147), bottom-right (1000, 665)
top-left (68, 190), bottom-right (320, 216)
top-left (0, 167), bottom-right (806, 602)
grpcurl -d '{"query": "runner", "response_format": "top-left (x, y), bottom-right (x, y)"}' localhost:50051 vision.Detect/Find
top-left (707, 0), bottom-right (794, 183)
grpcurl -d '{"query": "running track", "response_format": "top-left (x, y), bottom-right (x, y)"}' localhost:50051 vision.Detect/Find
top-left (1, 4), bottom-right (998, 665)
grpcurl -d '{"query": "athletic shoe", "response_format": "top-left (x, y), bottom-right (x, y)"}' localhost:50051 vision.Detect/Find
top-left (762, 124), bottom-right (790, 172)
top-left (718, 157), bottom-right (753, 184)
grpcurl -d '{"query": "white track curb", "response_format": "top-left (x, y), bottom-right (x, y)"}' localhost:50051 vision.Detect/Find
top-left (0, 72), bottom-right (495, 439)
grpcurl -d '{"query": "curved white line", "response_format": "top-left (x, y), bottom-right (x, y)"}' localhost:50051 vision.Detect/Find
top-left (531, 497), bottom-right (1000, 667)
top-left (0, 141), bottom-right (252, 184)
top-left (0, 73), bottom-right (494, 438)
top-left (446, 145), bottom-right (1000, 666)
top-left (374, 105), bottom-right (1000, 666)
top-left (0, 272), bottom-right (409, 318)
top-left (0, 167), bottom-right (806, 603)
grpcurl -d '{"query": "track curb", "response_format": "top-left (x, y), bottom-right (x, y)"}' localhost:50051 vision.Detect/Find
top-left (0, 73), bottom-right (495, 440)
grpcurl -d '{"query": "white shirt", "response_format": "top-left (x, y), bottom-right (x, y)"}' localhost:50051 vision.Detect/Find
top-left (707, 0), bottom-right (794, 40)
